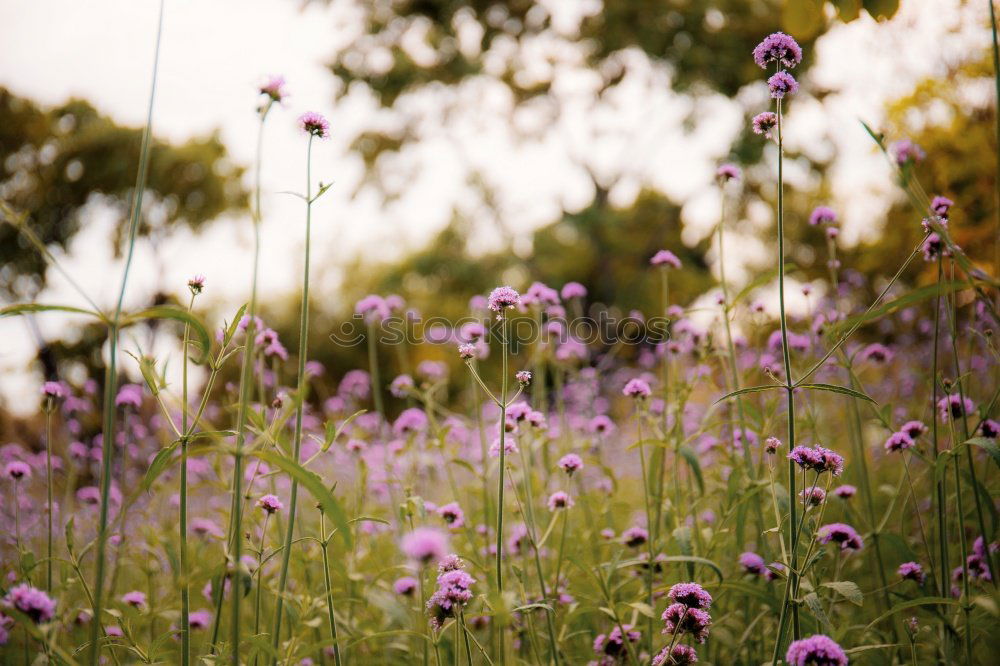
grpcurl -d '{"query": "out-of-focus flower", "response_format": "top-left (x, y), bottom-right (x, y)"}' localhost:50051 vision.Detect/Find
top-left (257, 494), bottom-right (283, 514)
top-left (809, 206), bottom-right (837, 226)
top-left (752, 111), bottom-right (778, 138)
top-left (650, 250), bottom-right (682, 269)
top-left (817, 523), bottom-right (864, 552)
top-left (547, 491), bottom-right (573, 511)
top-left (785, 635), bottom-right (847, 666)
top-left (401, 527), bottom-right (449, 565)
top-left (3, 584), bottom-right (56, 623)
top-left (299, 111), bottom-right (330, 138)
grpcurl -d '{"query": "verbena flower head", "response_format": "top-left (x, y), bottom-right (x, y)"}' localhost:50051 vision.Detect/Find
top-left (189, 610), bottom-right (211, 629)
top-left (487, 285), bottom-right (520, 313)
top-left (257, 494), bottom-right (283, 514)
top-left (622, 378), bottom-right (652, 399)
top-left (547, 491), bottom-right (573, 510)
top-left (458, 343), bottom-right (476, 360)
top-left (401, 527), bottom-right (449, 565)
top-left (650, 249), bottom-right (682, 269)
top-left (767, 71), bottom-right (799, 99)
top-left (652, 644), bottom-right (698, 665)
top-left (390, 374), bottom-right (414, 397)
top-left (981, 419), bottom-right (999, 439)
top-left (188, 274), bottom-right (205, 295)
top-left (764, 436), bottom-right (782, 454)
top-left (355, 294), bottom-right (390, 323)
top-left (3, 584), bottom-right (56, 623)
top-left (299, 111), bottom-right (330, 138)
top-left (890, 138), bottom-right (925, 166)
top-left (259, 75), bottom-right (287, 103)
top-left (115, 384), bottom-right (143, 409)
top-left (833, 485), bottom-right (857, 500)
top-left (393, 576), bottom-right (418, 596)
top-left (667, 582), bottom-right (713, 609)
top-left (809, 206), bottom-right (837, 226)
top-left (739, 551), bottom-right (766, 575)
top-left (41, 381), bottom-right (66, 399)
top-left (800, 487), bottom-right (826, 506)
top-left (898, 561), bottom-right (926, 584)
top-left (884, 431), bottom-right (915, 453)
top-left (561, 282), bottom-right (587, 300)
top-left (817, 523), bottom-right (864, 552)
top-left (785, 634), bottom-right (848, 666)
top-left (516, 370), bottom-right (532, 386)
top-left (931, 195), bottom-right (954, 217)
top-left (661, 603), bottom-right (711, 643)
top-left (623, 526), bottom-right (649, 548)
top-left (522, 281), bottom-right (561, 307)
top-left (437, 502), bottom-right (465, 529)
top-left (752, 32), bottom-right (803, 69)
top-left (394, 407), bottom-right (428, 435)
top-left (4, 461), bottom-right (31, 480)
top-left (593, 624), bottom-right (641, 658)
top-left (716, 164), bottom-right (741, 182)
top-left (122, 590), bottom-right (147, 608)
top-left (558, 453), bottom-right (583, 475)
top-left (922, 232), bottom-right (945, 261)
top-left (788, 445), bottom-right (843, 476)
top-left (937, 394), bottom-right (974, 422)
top-left (861, 343), bottom-right (892, 363)
top-left (752, 111), bottom-right (778, 138)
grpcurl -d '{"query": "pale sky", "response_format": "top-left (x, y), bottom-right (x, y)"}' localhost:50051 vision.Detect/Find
top-left (0, 0), bottom-right (991, 414)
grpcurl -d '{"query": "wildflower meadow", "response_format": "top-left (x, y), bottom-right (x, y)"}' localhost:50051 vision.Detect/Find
top-left (1, 2), bottom-right (999, 665)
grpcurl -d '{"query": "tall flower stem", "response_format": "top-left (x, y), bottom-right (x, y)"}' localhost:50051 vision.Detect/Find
top-left (634, 412), bottom-right (654, 656)
top-left (180, 290), bottom-right (195, 664)
top-left (496, 313), bottom-right (509, 664)
top-left (270, 134), bottom-right (316, 663)
top-left (656, 269), bottom-right (671, 540)
top-left (88, 2), bottom-right (164, 662)
top-left (320, 510), bottom-right (344, 666)
top-left (367, 320), bottom-right (385, 417)
top-left (770, 90), bottom-right (800, 663)
top-left (44, 406), bottom-right (54, 592)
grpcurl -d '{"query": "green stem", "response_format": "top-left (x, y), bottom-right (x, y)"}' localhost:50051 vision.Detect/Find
top-left (368, 320), bottom-right (385, 417)
top-left (270, 134), bottom-right (315, 663)
top-left (45, 408), bottom-right (53, 592)
top-left (320, 512), bottom-right (344, 666)
top-left (180, 291), bottom-right (195, 664)
top-left (496, 313), bottom-right (509, 664)
top-left (88, 2), bottom-right (164, 662)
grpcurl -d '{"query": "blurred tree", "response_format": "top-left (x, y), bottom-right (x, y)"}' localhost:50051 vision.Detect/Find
top-left (0, 87), bottom-right (248, 301)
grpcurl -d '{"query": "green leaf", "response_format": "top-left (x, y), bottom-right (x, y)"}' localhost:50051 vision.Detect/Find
top-left (142, 440), bottom-right (181, 492)
top-left (657, 555), bottom-right (724, 582)
top-left (323, 409), bottom-right (366, 452)
top-left (714, 384), bottom-right (783, 404)
top-left (821, 580), bottom-right (863, 606)
top-left (803, 592), bottom-right (832, 634)
top-left (252, 449), bottom-right (352, 547)
top-left (678, 445), bottom-right (704, 494)
top-left (797, 383), bottom-right (877, 404)
top-left (121, 305), bottom-right (212, 364)
top-left (0, 302), bottom-right (105, 322)
top-left (826, 281), bottom-right (965, 337)
top-left (965, 437), bottom-right (1000, 470)
top-left (865, 597), bottom-right (961, 629)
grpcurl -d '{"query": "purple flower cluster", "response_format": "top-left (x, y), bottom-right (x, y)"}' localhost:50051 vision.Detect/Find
top-left (767, 71), bottom-right (799, 99)
top-left (401, 527), bottom-right (449, 565)
top-left (650, 249), bottom-right (682, 269)
top-left (593, 624), bottom-right (641, 660)
top-left (785, 634), bottom-right (848, 666)
top-left (299, 111), bottom-right (330, 138)
top-left (752, 32), bottom-right (803, 69)
top-left (787, 445), bottom-right (844, 476)
top-left (3, 584), bottom-right (56, 623)
top-left (425, 556), bottom-right (475, 629)
top-left (817, 522), bottom-right (864, 552)
top-left (661, 581), bottom-right (712, 644)
top-left (487, 285), bottom-right (520, 313)
top-left (898, 561), bottom-right (926, 584)
top-left (652, 644), bottom-right (698, 665)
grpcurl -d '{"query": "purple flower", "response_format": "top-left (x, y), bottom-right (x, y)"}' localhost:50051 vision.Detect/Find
top-left (922, 232), bottom-right (945, 261)
top-left (561, 282), bottom-right (587, 300)
top-left (661, 603), bottom-right (711, 643)
top-left (901, 420), bottom-right (927, 439)
top-left (515, 370), bottom-right (533, 386)
top-left (652, 644), bottom-right (698, 665)
top-left (650, 250), bottom-right (682, 269)
top-left (189, 610), bottom-right (211, 629)
top-left (767, 71), bottom-right (799, 99)
top-left (394, 408), bottom-right (428, 435)
top-left (259, 75), bottom-right (287, 103)
top-left (739, 551), bottom-right (766, 576)
top-left (188, 274), bottom-right (206, 295)
top-left (122, 590), bottom-right (147, 608)
top-left (390, 374), bottom-right (414, 397)
top-left (355, 294), bottom-right (390, 323)
top-left (458, 343), bottom-right (476, 360)
top-left (861, 343), bottom-right (892, 363)
top-left (622, 378), bottom-right (652, 399)
top-left (800, 486), bottom-right (826, 506)
top-left (558, 453), bottom-right (583, 475)
top-left (898, 561), bottom-right (926, 584)
top-left (937, 394), bottom-right (975, 422)
top-left (41, 381), bottom-right (66, 399)
top-left (299, 111), bottom-right (330, 138)
top-left (521, 281), bottom-right (561, 307)
top-left (426, 561), bottom-right (475, 629)
top-left (622, 526), bottom-right (649, 548)
top-left (4, 461), bottom-right (31, 480)
top-left (401, 527), bottom-right (449, 565)
top-left (667, 582), bottom-right (713, 610)
top-left (594, 624), bottom-right (641, 658)
top-left (785, 635), bottom-right (848, 666)
top-left (487, 286), bottom-right (520, 313)
top-left (437, 502), bottom-right (465, 529)
top-left (981, 419), bottom-right (999, 439)
top-left (764, 436), bottom-right (782, 454)
top-left (191, 518), bottom-right (224, 538)
top-left (752, 111), bottom-right (778, 138)
top-left (257, 494), bottom-right (283, 514)
top-left (890, 138), bottom-right (925, 166)
top-left (809, 206), bottom-right (837, 226)
top-left (817, 523), bottom-right (864, 552)
top-left (716, 164), bottom-right (741, 182)
top-left (931, 195), bottom-right (954, 217)
top-left (393, 576), bottom-right (418, 596)
top-left (752, 32), bottom-right (803, 69)
top-left (833, 485), bottom-right (857, 500)
top-left (547, 491), bottom-right (573, 510)
top-left (3, 584), bottom-right (56, 623)
top-left (115, 384), bottom-right (143, 409)
top-left (884, 431), bottom-right (915, 453)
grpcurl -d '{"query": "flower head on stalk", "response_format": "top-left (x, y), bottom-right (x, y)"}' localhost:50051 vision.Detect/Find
top-left (622, 378), bottom-right (652, 399)
top-left (558, 453), bottom-right (583, 475)
top-left (667, 582), bottom-right (713, 610)
top-left (3, 584), bottom-right (56, 623)
top-left (547, 491), bottom-right (574, 510)
top-left (650, 250), bottom-right (682, 269)
top-left (652, 644), bottom-right (698, 665)
top-left (937, 394), bottom-right (974, 422)
top-left (898, 561), bottom-right (926, 584)
top-left (593, 624), bottom-right (641, 660)
top-left (767, 71), bottom-right (798, 99)
top-left (187, 274), bottom-right (205, 295)
top-left (425, 566), bottom-right (475, 628)
top-left (256, 494), bottom-right (283, 514)
top-left (515, 370), bottom-right (532, 386)
top-left (890, 138), bottom-right (925, 166)
top-left (752, 111), bottom-right (777, 138)
top-left (299, 111), bottom-right (330, 138)
top-left (716, 164), bottom-right (741, 183)
top-left (561, 282), bottom-right (587, 300)
top-left (809, 206), bottom-right (837, 226)
top-left (785, 635), bottom-right (848, 666)
top-left (401, 527), bottom-right (449, 565)
top-left (487, 285), bottom-right (520, 314)
top-left (5, 461), bottom-right (31, 480)
top-left (884, 431), bottom-right (915, 453)
top-left (752, 32), bottom-right (803, 69)
top-left (259, 75), bottom-right (287, 104)
top-left (817, 522), bottom-right (864, 552)
top-left (739, 551), bottom-right (766, 576)
top-left (661, 603), bottom-right (711, 643)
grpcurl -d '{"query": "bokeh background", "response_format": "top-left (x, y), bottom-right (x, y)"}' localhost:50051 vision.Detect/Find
top-left (0, 0), bottom-right (996, 417)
